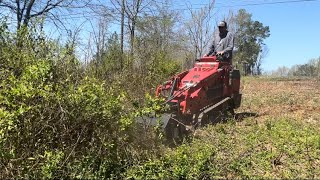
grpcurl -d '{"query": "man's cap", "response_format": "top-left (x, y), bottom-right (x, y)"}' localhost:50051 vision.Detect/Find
top-left (218, 21), bottom-right (227, 27)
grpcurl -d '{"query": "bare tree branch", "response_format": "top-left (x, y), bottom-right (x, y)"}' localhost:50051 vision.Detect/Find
top-left (0, 2), bottom-right (16, 11)
top-left (185, 1), bottom-right (216, 58)
top-left (1, 0), bottom-right (91, 31)
top-left (23, 0), bottom-right (35, 26)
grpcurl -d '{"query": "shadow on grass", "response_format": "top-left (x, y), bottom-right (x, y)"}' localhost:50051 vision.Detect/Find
top-left (234, 112), bottom-right (259, 121)
top-left (207, 111), bottom-right (258, 125)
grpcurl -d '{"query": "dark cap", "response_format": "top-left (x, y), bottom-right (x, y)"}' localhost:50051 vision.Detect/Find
top-left (218, 21), bottom-right (227, 27)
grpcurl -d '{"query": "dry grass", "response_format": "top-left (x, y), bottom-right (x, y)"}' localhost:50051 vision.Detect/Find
top-left (196, 76), bottom-right (320, 179)
top-left (239, 77), bottom-right (320, 126)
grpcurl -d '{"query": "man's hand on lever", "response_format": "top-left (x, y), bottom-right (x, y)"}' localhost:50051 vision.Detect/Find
top-left (216, 51), bottom-right (224, 56)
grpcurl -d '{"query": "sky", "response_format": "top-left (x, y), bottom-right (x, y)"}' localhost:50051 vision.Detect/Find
top-left (173, 0), bottom-right (320, 72)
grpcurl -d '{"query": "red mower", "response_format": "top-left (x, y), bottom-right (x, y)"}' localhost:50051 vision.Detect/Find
top-left (156, 55), bottom-right (242, 139)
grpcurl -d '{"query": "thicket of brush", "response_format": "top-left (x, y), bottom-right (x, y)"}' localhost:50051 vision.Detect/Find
top-left (0, 21), bottom-right (178, 178)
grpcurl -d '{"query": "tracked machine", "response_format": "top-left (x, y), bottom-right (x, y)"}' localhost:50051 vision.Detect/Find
top-left (156, 55), bottom-right (242, 139)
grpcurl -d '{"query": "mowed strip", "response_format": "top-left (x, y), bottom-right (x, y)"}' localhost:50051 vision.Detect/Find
top-left (238, 77), bottom-right (320, 126)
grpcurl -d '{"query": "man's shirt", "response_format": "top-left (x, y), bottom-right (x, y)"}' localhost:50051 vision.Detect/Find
top-left (208, 31), bottom-right (234, 55)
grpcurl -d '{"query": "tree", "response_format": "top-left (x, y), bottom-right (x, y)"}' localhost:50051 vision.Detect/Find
top-left (100, 32), bottom-right (122, 78)
top-left (254, 45), bottom-right (269, 75)
top-left (288, 58), bottom-right (320, 77)
top-left (232, 9), bottom-right (270, 75)
top-left (0, 0), bottom-right (89, 30)
top-left (272, 66), bottom-right (289, 76)
top-left (293, 64), bottom-right (316, 77)
top-left (110, 0), bottom-right (152, 57)
top-left (184, 1), bottom-right (215, 59)
top-left (308, 57), bottom-right (320, 77)
top-left (135, 5), bottom-right (179, 72)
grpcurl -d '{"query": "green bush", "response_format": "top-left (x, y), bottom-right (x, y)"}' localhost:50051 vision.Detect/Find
top-left (126, 140), bottom-right (215, 179)
top-left (0, 57), bottom-right (132, 178)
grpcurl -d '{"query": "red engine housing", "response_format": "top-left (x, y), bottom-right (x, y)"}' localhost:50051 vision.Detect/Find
top-left (156, 56), bottom-right (241, 116)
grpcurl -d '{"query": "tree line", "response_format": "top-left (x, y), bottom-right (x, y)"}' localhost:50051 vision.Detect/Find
top-left (270, 57), bottom-right (320, 77)
top-left (1, 0), bottom-right (270, 75)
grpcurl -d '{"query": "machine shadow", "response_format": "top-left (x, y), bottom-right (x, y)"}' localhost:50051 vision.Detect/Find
top-left (234, 112), bottom-right (259, 122)
top-left (205, 111), bottom-right (259, 125)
